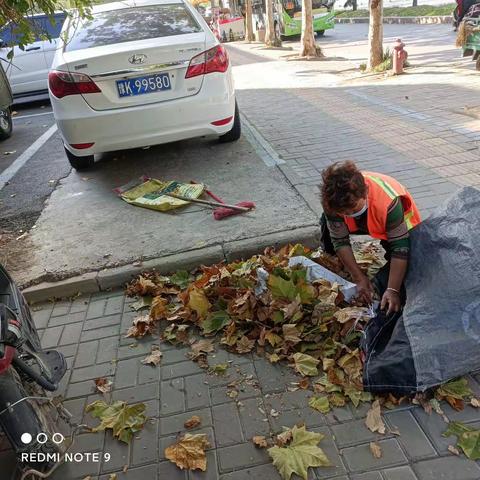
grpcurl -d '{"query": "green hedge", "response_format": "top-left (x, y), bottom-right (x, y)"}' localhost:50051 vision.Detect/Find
top-left (337, 4), bottom-right (455, 18)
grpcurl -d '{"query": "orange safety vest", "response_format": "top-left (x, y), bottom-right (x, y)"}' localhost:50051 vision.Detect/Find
top-left (344, 171), bottom-right (421, 240)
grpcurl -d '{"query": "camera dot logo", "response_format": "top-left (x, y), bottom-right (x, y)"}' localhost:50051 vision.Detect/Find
top-left (37, 433), bottom-right (48, 444)
top-left (21, 433), bottom-right (32, 444)
top-left (52, 433), bottom-right (65, 444)
top-left (20, 432), bottom-right (65, 445)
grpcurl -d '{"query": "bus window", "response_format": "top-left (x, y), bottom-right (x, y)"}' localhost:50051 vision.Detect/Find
top-left (312, 0), bottom-right (332, 10)
top-left (282, 0), bottom-right (301, 15)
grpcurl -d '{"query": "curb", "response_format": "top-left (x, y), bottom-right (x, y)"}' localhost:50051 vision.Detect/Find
top-left (23, 225), bottom-right (320, 303)
top-left (335, 15), bottom-right (452, 24)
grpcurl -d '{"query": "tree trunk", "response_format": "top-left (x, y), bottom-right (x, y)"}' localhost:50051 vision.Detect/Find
top-left (245, 0), bottom-right (255, 42)
top-left (264, 0), bottom-right (276, 46)
top-left (301, 0), bottom-right (321, 57)
top-left (412, 0), bottom-right (417, 6)
top-left (352, 0), bottom-right (358, 10)
top-left (367, 0), bottom-right (383, 69)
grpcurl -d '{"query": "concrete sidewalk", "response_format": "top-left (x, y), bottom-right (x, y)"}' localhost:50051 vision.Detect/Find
top-left (3, 290), bottom-right (480, 480)
top-left (13, 133), bottom-right (319, 290)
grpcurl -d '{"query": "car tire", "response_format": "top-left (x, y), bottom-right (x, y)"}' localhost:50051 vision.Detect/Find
top-left (0, 108), bottom-right (13, 141)
top-left (219, 101), bottom-right (241, 143)
top-left (65, 147), bottom-right (95, 170)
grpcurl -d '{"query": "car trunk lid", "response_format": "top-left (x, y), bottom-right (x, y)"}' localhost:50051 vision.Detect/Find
top-left (61, 2), bottom-right (208, 111)
top-left (64, 34), bottom-right (206, 110)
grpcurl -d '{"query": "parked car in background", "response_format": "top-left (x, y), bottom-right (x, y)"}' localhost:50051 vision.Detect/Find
top-left (0, 13), bottom-right (67, 100)
top-left (49, 0), bottom-right (240, 170)
top-left (0, 63), bottom-right (13, 139)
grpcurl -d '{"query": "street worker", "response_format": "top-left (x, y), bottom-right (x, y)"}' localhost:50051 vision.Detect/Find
top-left (320, 161), bottom-right (421, 315)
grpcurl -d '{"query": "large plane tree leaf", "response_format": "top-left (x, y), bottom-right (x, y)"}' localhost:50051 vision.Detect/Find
top-left (188, 288), bottom-right (211, 319)
top-left (437, 377), bottom-right (473, 400)
top-left (268, 425), bottom-right (331, 480)
top-left (86, 400), bottom-right (146, 444)
top-left (202, 310), bottom-right (231, 334)
top-left (165, 433), bottom-right (210, 471)
top-left (443, 421), bottom-right (480, 460)
top-left (292, 353), bottom-right (320, 376)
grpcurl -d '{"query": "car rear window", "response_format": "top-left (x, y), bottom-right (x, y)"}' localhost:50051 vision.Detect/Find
top-left (65, 3), bottom-right (202, 52)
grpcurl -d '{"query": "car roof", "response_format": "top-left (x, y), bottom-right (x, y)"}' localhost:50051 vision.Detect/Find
top-left (91, 0), bottom-right (185, 14)
top-left (25, 11), bottom-right (66, 18)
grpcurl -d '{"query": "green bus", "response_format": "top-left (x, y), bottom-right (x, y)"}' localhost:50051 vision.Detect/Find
top-left (252, 0), bottom-right (335, 39)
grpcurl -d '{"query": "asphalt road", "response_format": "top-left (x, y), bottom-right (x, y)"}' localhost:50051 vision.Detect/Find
top-left (0, 23), bottom-right (459, 233)
top-left (0, 101), bottom-right (67, 231)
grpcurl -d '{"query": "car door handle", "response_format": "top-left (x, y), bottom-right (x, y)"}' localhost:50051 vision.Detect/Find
top-left (25, 46), bottom-right (41, 51)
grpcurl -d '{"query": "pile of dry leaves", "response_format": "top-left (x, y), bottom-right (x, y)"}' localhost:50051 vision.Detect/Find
top-left (126, 244), bottom-right (382, 411)
top-left (115, 243), bottom-right (480, 478)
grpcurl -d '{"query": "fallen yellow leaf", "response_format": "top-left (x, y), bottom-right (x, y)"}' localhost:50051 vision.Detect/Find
top-left (165, 433), bottom-right (210, 471)
top-left (184, 415), bottom-right (202, 430)
top-left (252, 435), bottom-right (268, 448)
top-left (365, 400), bottom-right (386, 434)
top-left (370, 441), bottom-right (382, 459)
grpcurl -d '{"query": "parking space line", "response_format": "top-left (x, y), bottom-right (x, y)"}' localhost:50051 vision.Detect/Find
top-left (13, 111), bottom-right (54, 120)
top-left (0, 124), bottom-right (58, 191)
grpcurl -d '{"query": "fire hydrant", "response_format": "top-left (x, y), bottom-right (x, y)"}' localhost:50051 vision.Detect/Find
top-left (392, 38), bottom-right (408, 75)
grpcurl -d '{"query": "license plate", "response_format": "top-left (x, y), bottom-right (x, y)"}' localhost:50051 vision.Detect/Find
top-left (116, 73), bottom-right (171, 98)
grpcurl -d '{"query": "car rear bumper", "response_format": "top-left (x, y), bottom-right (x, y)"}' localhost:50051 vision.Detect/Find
top-left (52, 73), bottom-right (235, 157)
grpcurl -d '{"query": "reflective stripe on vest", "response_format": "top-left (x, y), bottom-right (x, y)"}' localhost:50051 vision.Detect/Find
top-left (365, 174), bottom-right (398, 200)
top-left (364, 174), bottom-right (415, 231)
top-left (404, 209), bottom-right (415, 230)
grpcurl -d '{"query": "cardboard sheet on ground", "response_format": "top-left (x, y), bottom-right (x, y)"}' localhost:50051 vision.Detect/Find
top-left (115, 177), bottom-right (204, 212)
top-left (362, 187), bottom-right (480, 394)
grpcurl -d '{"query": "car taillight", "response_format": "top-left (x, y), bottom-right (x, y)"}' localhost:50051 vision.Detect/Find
top-left (185, 45), bottom-right (229, 79)
top-left (70, 143), bottom-right (95, 150)
top-left (49, 70), bottom-right (101, 99)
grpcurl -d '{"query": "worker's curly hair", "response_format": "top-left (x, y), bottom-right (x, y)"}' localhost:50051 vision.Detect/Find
top-left (321, 161), bottom-right (367, 214)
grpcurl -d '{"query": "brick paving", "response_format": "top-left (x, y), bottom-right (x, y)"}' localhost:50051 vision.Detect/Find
top-left (234, 56), bottom-right (480, 219)
top-left (2, 291), bottom-right (480, 479)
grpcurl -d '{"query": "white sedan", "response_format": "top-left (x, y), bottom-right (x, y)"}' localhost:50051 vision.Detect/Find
top-left (49, 0), bottom-right (240, 170)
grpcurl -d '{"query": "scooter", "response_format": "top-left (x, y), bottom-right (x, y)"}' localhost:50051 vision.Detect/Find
top-left (454, 0), bottom-right (480, 30)
top-left (0, 263), bottom-right (69, 476)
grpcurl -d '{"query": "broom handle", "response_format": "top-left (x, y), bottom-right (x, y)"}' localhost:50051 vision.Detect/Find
top-left (163, 193), bottom-right (251, 212)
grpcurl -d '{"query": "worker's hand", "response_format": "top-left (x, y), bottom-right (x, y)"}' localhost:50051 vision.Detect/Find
top-left (354, 274), bottom-right (374, 304)
top-left (381, 290), bottom-right (401, 316)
